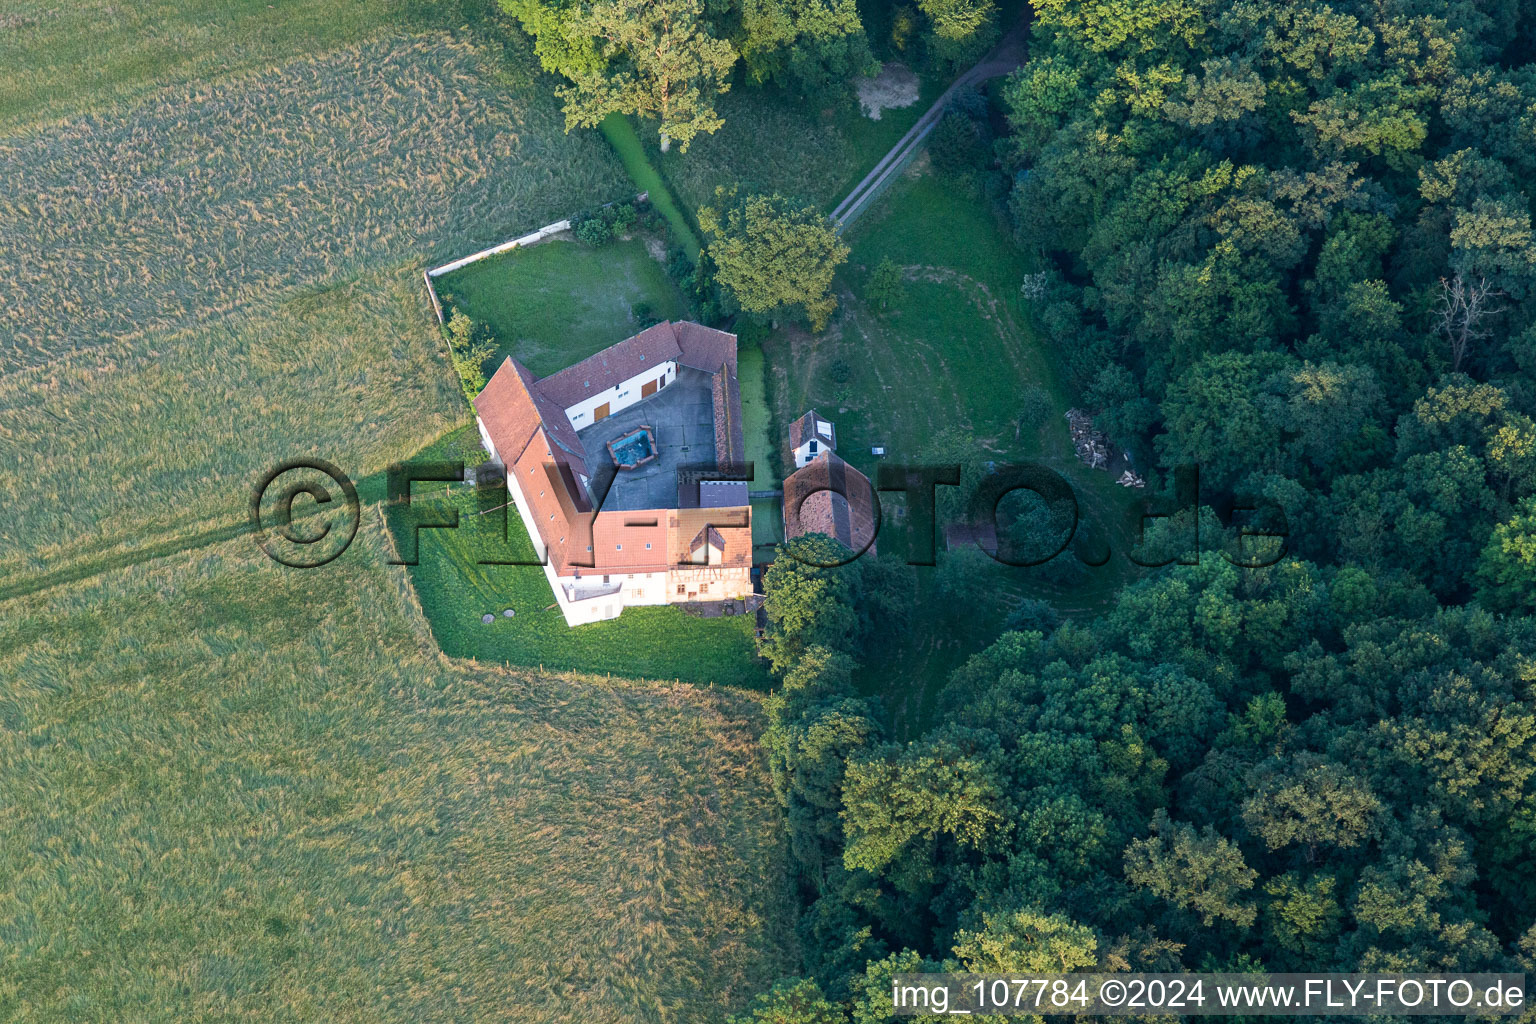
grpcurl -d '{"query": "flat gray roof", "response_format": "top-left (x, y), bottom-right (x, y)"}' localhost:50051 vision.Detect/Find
top-left (577, 366), bottom-right (719, 511)
top-left (699, 480), bottom-right (748, 508)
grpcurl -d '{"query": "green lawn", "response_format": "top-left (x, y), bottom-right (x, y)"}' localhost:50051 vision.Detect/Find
top-left (386, 428), bottom-right (772, 687)
top-left (435, 236), bottom-right (688, 374)
top-left (762, 163), bottom-right (1148, 730)
top-left (737, 344), bottom-right (780, 489)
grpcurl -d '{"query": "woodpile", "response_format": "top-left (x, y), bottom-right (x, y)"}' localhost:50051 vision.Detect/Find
top-left (1065, 409), bottom-right (1111, 469)
top-left (1117, 469), bottom-right (1146, 488)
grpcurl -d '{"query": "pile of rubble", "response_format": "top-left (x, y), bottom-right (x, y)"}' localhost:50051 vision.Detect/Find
top-left (1065, 409), bottom-right (1111, 469)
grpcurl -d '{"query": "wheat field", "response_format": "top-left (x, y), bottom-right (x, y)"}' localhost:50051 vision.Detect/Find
top-left (0, 35), bottom-right (623, 371)
top-left (0, 522), bottom-right (799, 1022)
top-left (0, 32), bottom-right (628, 584)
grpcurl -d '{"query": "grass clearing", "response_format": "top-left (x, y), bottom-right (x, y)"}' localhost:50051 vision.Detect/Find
top-left (737, 344), bottom-right (780, 489)
top-left (763, 164), bottom-right (1147, 730)
top-left (385, 427), bottom-right (773, 687)
top-left (435, 236), bottom-right (687, 374)
top-left (650, 76), bottom-right (942, 213)
top-left (600, 114), bottom-right (703, 256)
top-left (0, 523), bottom-right (797, 1023)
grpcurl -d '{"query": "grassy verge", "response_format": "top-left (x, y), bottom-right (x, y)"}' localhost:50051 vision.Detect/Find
top-left (0, 523), bottom-right (797, 1023)
top-left (386, 428), bottom-right (772, 687)
top-left (599, 113), bottom-right (702, 257)
top-left (737, 344), bottom-right (780, 490)
top-left (435, 235), bottom-right (688, 374)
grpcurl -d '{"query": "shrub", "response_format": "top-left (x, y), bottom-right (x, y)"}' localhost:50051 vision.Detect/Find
top-left (930, 110), bottom-right (986, 175)
top-left (609, 202), bottom-right (637, 232)
top-left (631, 300), bottom-right (660, 327)
top-left (866, 257), bottom-right (903, 310)
top-left (445, 310), bottom-right (494, 402)
top-left (574, 215), bottom-right (613, 245)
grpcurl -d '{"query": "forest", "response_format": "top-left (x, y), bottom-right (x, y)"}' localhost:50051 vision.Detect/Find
top-left (713, 0), bottom-right (1536, 1019)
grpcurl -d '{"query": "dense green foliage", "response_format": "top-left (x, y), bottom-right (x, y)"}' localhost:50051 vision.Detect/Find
top-left (746, 0), bottom-right (1536, 1014)
top-left (700, 188), bottom-right (851, 329)
top-left (500, 0), bottom-right (1000, 147)
top-left (1002, 0), bottom-right (1536, 603)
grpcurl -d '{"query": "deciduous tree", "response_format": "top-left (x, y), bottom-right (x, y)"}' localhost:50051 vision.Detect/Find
top-left (699, 189), bottom-right (850, 330)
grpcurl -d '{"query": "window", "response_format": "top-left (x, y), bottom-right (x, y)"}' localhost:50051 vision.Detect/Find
top-left (676, 584), bottom-right (686, 595)
top-left (645, 542), bottom-right (652, 550)
top-left (700, 583), bottom-right (710, 594)
top-left (603, 575), bottom-right (610, 584)
top-left (809, 440), bottom-right (818, 453)
top-left (616, 543), bottom-right (622, 550)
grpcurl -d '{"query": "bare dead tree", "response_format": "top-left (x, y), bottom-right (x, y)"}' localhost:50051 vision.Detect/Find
top-left (1434, 274), bottom-right (1503, 371)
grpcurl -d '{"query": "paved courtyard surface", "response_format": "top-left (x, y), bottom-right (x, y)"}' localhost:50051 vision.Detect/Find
top-left (578, 366), bottom-right (718, 510)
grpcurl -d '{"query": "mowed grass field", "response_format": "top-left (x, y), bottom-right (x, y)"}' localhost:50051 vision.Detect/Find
top-left (0, 525), bottom-right (798, 1023)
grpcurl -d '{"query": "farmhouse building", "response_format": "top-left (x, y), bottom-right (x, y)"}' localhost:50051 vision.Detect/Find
top-left (474, 321), bottom-right (752, 626)
top-left (782, 413), bottom-right (878, 555)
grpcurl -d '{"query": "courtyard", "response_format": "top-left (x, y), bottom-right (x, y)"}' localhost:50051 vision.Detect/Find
top-left (576, 365), bottom-right (720, 511)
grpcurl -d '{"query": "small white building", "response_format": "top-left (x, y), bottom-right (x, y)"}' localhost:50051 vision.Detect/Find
top-left (789, 409), bottom-right (837, 469)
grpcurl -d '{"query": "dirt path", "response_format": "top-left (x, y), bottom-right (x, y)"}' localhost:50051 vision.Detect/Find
top-left (830, 20), bottom-right (1030, 231)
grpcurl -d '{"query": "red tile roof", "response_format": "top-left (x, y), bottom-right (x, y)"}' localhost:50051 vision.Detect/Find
top-left (783, 451), bottom-right (877, 555)
top-left (674, 321), bottom-right (738, 376)
top-left (535, 322), bottom-right (680, 408)
top-left (475, 356), bottom-right (586, 463)
top-left (711, 366), bottom-right (745, 469)
top-left (475, 323), bottom-right (747, 579)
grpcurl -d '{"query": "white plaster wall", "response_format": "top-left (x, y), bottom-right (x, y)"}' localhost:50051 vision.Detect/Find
top-left (793, 438), bottom-right (828, 468)
top-left (562, 361), bottom-right (676, 430)
top-left (477, 417), bottom-right (501, 464)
